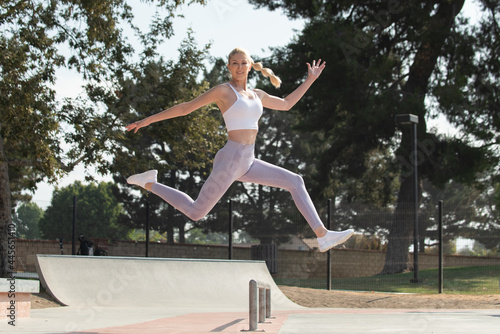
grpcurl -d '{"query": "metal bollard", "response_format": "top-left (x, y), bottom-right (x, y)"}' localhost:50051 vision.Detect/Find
top-left (246, 279), bottom-right (271, 332)
top-left (249, 280), bottom-right (258, 331)
top-left (259, 286), bottom-right (266, 323)
top-left (265, 288), bottom-right (271, 318)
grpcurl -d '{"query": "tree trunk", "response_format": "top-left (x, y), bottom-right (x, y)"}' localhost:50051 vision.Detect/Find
top-left (0, 132), bottom-right (13, 277)
top-left (258, 184), bottom-right (272, 244)
top-left (166, 205), bottom-right (175, 244)
top-left (380, 176), bottom-right (415, 274)
top-left (419, 204), bottom-right (427, 253)
top-left (165, 172), bottom-right (176, 244)
top-left (178, 221), bottom-right (186, 244)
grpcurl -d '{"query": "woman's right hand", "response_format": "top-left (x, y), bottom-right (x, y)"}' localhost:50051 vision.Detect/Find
top-left (125, 119), bottom-right (149, 133)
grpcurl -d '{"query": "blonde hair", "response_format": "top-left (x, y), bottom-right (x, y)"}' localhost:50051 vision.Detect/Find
top-left (228, 48), bottom-right (282, 88)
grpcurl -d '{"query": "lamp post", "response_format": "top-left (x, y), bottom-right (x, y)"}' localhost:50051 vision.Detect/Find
top-left (395, 114), bottom-right (421, 284)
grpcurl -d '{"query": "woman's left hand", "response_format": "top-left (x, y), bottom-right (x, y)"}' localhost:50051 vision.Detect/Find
top-left (307, 59), bottom-right (326, 79)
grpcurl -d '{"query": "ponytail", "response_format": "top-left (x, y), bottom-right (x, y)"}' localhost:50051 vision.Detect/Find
top-left (228, 47), bottom-right (282, 88)
top-left (252, 62), bottom-right (282, 88)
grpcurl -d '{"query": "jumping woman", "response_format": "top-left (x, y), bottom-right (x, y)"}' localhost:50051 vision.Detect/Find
top-left (125, 47), bottom-right (353, 252)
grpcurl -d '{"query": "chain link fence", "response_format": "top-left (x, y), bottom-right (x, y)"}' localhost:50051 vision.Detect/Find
top-left (18, 197), bottom-right (500, 294)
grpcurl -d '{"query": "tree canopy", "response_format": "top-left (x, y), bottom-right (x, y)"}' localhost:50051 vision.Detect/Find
top-left (39, 181), bottom-right (128, 241)
top-left (0, 0), bottom-right (206, 276)
top-left (250, 0), bottom-right (499, 273)
top-left (106, 31), bottom-right (227, 243)
top-left (13, 202), bottom-right (43, 240)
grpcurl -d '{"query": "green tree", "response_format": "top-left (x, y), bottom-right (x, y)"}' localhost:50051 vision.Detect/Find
top-left (39, 182), bottom-right (127, 241)
top-left (127, 229), bottom-right (169, 243)
top-left (251, 0), bottom-right (499, 273)
top-left (0, 0), bottom-right (205, 276)
top-left (493, 180), bottom-right (500, 221)
top-left (12, 202), bottom-right (43, 240)
top-left (186, 228), bottom-right (229, 245)
top-left (108, 32), bottom-right (226, 243)
top-left (427, 240), bottom-right (457, 255)
top-left (420, 178), bottom-right (500, 252)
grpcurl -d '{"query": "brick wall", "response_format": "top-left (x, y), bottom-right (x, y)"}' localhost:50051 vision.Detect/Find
top-left (15, 239), bottom-right (66, 274)
top-left (13, 239), bottom-right (500, 280)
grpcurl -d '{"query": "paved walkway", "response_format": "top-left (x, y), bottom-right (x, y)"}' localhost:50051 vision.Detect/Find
top-left (4, 307), bottom-right (498, 333)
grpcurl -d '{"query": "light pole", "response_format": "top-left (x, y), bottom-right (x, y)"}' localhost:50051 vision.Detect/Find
top-left (395, 114), bottom-right (421, 284)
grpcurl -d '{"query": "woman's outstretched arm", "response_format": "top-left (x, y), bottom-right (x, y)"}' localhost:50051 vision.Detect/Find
top-left (256, 59), bottom-right (326, 111)
top-left (125, 85), bottom-right (224, 133)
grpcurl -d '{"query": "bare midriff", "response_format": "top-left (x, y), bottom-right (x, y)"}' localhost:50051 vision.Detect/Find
top-left (227, 129), bottom-right (258, 145)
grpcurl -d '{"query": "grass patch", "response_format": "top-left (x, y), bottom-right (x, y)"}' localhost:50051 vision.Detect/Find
top-left (275, 265), bottom-right (500, 294)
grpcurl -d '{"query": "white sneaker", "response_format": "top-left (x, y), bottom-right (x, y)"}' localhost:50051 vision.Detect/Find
top-left (317, 229), bottom-right (354, 252)
top-left (126, 170), bottom-right (158, 189)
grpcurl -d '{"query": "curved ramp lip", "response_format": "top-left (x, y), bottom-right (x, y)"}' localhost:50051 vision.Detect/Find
top-left (35, 255), bottom-right (68, 306)
top-left (35, 254), bottom-right (302, 311)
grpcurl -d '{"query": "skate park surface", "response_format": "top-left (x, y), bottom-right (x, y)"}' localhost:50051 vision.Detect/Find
top-left (2, 254), bottom-right (498, 334)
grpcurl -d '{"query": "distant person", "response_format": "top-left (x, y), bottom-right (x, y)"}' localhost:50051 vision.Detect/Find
top-left (126, 47), bottom-right (353, 252)
top-left (77, 234), bottom-right (94, 256)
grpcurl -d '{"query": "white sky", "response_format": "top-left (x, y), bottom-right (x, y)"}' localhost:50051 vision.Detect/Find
top-left (31, 0), bottom-right (481, 208)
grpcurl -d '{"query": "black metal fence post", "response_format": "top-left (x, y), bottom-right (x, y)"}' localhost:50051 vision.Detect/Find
top-left (438, 200), bottom-right (443, 293)
top-left (327, 199), bottom-right (332, 290)
top-left (228, 199), bottom-right (233, 260)
top-left (145, 200), bottom-right (150, 257)
top-left (72, 196), bottom-right (77, 255)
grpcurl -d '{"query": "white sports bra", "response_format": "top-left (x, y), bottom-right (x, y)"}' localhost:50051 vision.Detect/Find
top-left (222, 84), bottom-right (263, 132)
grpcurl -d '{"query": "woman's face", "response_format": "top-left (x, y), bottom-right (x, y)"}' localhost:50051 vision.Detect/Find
top-left (227, 52), bottom-right (252, 81)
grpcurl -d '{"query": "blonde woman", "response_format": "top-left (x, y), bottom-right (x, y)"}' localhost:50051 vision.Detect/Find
top-left (126, 48), bottom-right (353, 252)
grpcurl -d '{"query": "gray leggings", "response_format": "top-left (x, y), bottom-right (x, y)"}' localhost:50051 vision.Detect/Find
top-left (151, 140), bottom-right (325, 232)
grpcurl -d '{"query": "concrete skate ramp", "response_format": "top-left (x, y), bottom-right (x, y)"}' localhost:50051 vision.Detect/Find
top-left (35, 255), bottom-right (301, 311)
